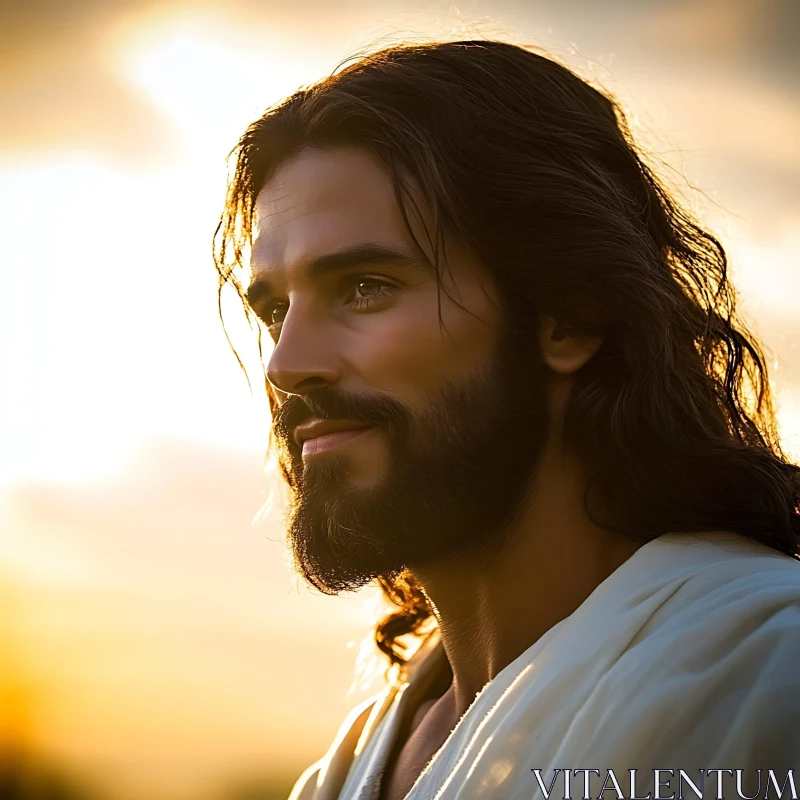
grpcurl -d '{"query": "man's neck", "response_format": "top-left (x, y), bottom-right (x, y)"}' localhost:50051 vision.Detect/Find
top-left (409, 440), bottom-right (642, 720)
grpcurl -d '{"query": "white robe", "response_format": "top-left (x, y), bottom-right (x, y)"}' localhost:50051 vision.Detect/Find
top-left (288, 531), bottom-right (800, 799)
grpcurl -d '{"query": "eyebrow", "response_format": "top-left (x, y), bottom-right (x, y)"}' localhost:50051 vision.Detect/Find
top-left (245, 243), bottom-right (430, 308)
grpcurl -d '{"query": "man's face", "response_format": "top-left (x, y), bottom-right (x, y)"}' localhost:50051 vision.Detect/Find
top-left (249, 146), bottom-right (551, 592)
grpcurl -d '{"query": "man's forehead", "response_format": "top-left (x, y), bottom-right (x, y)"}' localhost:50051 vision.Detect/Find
top-left (255, 146), bottom-right (396, 219)
top-left (251, 198), bottom-right (403, 274)
top-left (251, 148), bottom-right (416, 271)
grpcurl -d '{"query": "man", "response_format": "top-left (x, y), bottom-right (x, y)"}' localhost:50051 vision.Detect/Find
top-left (214, 40), bottom-right (800, 799)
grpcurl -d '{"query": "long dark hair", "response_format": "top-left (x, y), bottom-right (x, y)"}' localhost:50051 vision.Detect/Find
top-left (214, 39), bottom-right (800, 669)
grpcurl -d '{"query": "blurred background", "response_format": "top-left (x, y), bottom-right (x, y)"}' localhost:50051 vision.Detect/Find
top-left (1, 0), bottom-right (799, 798)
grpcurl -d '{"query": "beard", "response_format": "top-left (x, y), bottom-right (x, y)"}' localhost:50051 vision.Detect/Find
top-left (272, 332), bottom-right (551, 594)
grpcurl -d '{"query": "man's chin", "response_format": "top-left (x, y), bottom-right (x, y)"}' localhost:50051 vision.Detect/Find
top-left (286, 479), bottom-right (406, 593)
top-left (287, 521), bottom-right (403, 594)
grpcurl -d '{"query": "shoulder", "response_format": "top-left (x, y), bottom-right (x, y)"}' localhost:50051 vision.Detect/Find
top-left (639, 530), bottom-right (800, 619)
top-left (581, 535), bottom-right (800, 766)
top-left (627, 531), bottom-right (800, 651)
top-left (602, 531), bottom-right (800, 707)
top-left (616, 532), bottom-right (800, 709)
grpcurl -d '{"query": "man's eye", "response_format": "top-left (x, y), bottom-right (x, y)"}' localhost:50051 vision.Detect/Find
top-left (348, 278), bottom-right (397, 306)
top-left (354, 280), bottom-right (388, 298)
top-left (268, 302), bottom-right (288, 325)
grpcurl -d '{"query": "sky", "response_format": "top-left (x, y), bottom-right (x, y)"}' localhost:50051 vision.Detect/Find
top-left (1, 1), bottom-right (799, 798)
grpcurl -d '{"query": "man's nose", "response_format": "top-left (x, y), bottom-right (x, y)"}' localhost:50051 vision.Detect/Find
top-left (266, 308), bottom-right (342, 395)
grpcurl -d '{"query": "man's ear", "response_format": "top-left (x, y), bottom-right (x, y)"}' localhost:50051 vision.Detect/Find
top-left (539, 316), bottom-right (604, 376)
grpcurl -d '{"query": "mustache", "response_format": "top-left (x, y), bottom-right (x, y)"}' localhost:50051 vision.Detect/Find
top-left (272, 387), bottom-right (409, 446)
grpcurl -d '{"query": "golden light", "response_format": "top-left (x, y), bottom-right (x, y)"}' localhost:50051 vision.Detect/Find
top-left (2, 6), bottom-right (799, 800)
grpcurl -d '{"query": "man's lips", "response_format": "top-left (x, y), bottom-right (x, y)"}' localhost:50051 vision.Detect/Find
top-left (300, 426), bottom-right (375, 457)
top-left (293, 418), bottom-right (375, 449)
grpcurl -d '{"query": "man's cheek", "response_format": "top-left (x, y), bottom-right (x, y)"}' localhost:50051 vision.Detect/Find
top-left (355, 326), bottom-right (464, 395)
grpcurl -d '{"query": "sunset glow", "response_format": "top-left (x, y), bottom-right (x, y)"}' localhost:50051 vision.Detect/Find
top-left (2, 3), bottom-right (799, 799)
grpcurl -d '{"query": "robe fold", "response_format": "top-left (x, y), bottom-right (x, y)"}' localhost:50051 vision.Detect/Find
top-left (288, 531), bottom-right (800, 800)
